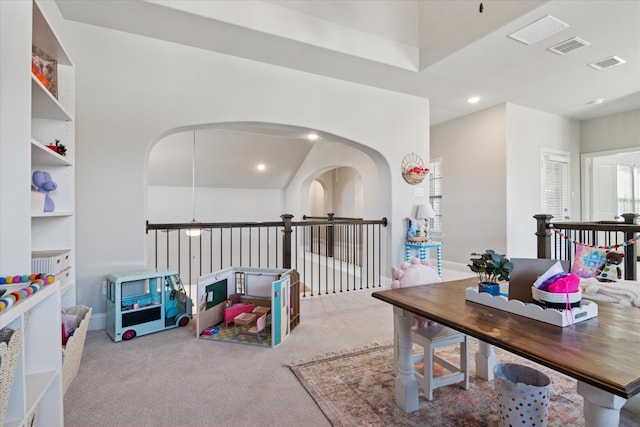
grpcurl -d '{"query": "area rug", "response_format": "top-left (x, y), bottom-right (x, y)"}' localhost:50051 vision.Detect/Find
top-left (289, 339), bottom-right (584, 426)
top-left (198, 324), bottom-right (272, 348)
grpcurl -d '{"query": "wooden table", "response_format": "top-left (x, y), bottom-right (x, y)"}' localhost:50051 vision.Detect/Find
top-left (372, 277), bottom-right (640, 427)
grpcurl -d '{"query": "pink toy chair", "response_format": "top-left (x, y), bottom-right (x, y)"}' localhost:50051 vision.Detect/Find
top-left (248, 313), bottom-right (267, 344)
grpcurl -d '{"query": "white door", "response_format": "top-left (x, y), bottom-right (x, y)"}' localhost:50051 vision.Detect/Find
top-left (591, 158), bottom-right (617, 220)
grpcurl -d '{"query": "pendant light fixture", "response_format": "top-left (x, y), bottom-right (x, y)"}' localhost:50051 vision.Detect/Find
top-left (185, 130), bottom-right (202, 237)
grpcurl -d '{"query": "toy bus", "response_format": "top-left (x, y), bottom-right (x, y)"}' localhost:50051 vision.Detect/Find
top-left (106, 269), bottom-right (192, 342)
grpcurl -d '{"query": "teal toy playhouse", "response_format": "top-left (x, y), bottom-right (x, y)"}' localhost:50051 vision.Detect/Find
top-left (106, 269), bottom-right (192, 342)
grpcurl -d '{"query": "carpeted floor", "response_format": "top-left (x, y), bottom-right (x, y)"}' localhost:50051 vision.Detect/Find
top-left (289, 338), bottom-right (584, 427)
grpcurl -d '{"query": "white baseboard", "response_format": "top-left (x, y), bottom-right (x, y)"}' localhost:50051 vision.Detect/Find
top-left (89, 312), bottom-right (106, 330)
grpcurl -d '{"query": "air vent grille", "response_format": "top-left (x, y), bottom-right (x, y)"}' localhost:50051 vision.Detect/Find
top-left (548, 37), bottom-right (590, 55)
top-left (588, 56), bottom-right (626, 70)
top-left (508, 15), bottom-right (569, 45)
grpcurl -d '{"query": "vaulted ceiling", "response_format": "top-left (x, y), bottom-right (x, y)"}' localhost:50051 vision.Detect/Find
top-left (57, 0), bottom-right (640, 188)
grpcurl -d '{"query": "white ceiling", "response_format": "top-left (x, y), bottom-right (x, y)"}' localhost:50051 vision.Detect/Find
top-left (57, 0), bottom-right (640, 189)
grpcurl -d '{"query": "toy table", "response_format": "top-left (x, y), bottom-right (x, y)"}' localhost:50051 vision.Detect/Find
top-left (233, 312), bottom-right (257, 336)
top-left (405, 241), bottom-right (442, 277)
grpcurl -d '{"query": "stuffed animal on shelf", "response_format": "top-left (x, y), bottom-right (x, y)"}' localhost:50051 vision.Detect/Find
top-left (32, 170), bottom-right (57, 212)
top-left (391, 257), bottom-right (442, 328)
top-left (596, 251), bottom-right (624, 282)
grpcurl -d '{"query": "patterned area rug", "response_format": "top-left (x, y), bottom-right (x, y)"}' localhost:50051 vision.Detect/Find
top-left (198, 323), bottom-right (272, 348)
top-left (289, 339), bottom-right (584, 426)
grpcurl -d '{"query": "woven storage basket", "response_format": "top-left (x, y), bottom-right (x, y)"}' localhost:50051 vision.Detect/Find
top-left (531, 286), bottom-right (581, 309)
top-left (402, 171), bottom-right (427, 185)
top-left (0, 328), bottom-right (23, 423)
top-left (62, 306), bottom-right (92, 394)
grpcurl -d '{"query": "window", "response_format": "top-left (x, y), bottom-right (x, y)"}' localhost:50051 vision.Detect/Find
top-left (541, 150), bottom-right (570, 221)
top-left (617, 164), bottom-right (640, 215)
top-left (429, 158), bottom-right (443, 237)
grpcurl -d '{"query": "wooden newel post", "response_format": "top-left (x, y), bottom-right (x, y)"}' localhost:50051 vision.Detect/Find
top-left (281, 214), bottom-right (293, 269)
top-left (534, 214), bottom-right (553, 259)
top-left (621, 213), bottom-right (638, 224)
top-left (621, 213), bottom-right (639, 280)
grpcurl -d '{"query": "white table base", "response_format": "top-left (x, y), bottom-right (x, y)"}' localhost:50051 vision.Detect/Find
top-left (393, 308), bottom-right (629, 425)
top-left (578, 381), bottom-right (627, 427)
top-left (475, 341), bottom-right (497, 381)
top-left (394, 307), bottom-right (420, 412)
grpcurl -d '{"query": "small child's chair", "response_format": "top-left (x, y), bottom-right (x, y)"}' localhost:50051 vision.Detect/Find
top-left (391, 258), bottom-right (469, 400)
top-left (248, 313), bottom-right (267, 344)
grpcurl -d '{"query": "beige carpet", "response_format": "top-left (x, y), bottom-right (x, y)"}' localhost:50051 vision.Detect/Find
top-left (289, 339), bottom-right (584, 427)
top-left (63, 282), bottom-right (640, 426)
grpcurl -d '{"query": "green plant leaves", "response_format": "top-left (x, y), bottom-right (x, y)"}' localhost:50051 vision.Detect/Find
top-left (467, 249), bottom-right (513, 283)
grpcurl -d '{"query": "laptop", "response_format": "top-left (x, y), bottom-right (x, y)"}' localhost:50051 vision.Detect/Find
top-left (508, 258), bottom-right (570, 303)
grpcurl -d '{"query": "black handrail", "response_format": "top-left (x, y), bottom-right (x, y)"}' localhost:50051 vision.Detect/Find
top-left (535, 213), bottom-right (640, 280)
top-left (146, 214), bottom-right (388, 297)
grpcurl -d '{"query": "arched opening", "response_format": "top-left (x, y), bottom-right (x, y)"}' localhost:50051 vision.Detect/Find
top-left (145, 122), bottom-right (391, 294)
top-left (147, 122), bottom-right (387, 224)
top-left (310, 167), bottom-right (363, 218)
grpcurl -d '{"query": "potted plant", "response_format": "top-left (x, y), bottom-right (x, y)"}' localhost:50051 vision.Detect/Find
top-left (468, 250), bottom-right (513, 296)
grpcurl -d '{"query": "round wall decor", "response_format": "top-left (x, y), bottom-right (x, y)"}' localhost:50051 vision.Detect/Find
top-left (401, 153), bottom-right (429, 185)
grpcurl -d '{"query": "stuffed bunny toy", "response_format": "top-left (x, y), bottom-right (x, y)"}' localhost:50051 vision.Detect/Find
top-left (32, 170), bottom-right (57, 212)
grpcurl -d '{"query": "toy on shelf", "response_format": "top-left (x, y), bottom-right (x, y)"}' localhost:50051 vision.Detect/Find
top-left (0, 274), bottom-right (55, 312)
top-left (0, 274), bottom-right (43, 285)
top-left (32, 170), bottom-right (57, 212)
top-left (46, 139), bottom-right (67, 156)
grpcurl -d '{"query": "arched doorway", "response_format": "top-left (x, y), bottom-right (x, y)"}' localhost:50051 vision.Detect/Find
top-left (147, 122), bottom-right (387, 224)
top-left (309, 167), bottom-right (363, 218)
top-left (146, 122), bottom-right (392, 295)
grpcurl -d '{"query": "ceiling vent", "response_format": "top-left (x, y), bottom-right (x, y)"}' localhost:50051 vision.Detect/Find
top-left (548, 37), bottom-right (590, 55)
top-left (508, 15), bottom-right (569, 45)
top-left (588, 55), bottom-right (626, 70)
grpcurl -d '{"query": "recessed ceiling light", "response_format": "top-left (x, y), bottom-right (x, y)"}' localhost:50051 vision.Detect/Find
top-left (467, 96), bottom-right (480, 104)
top-left (257, 164), bottom-right (266, 171)
top-left (586, 98), bottom-right (604, 105)
top-left (307, 132), bottom-right (318, 141)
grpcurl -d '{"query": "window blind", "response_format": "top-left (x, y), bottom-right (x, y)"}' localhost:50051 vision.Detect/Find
top-left (542, 152), bottom-right (569, 220)
top-left (429, 159), bottom-right (443, 234)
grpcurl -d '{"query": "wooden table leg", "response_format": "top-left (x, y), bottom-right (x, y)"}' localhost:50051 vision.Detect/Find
top-left (577, 381), bottom-right (626, 427)
top-left (393, 307), bottom-right (419, 413)
top-left (475, 341), bottom-right (497, 381)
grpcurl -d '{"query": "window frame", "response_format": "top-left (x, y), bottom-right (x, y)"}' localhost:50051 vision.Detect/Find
top-left (428, 157), bottom-right (443, 239)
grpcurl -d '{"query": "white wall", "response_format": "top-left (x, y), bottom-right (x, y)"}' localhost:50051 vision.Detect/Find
top-left (581, 109), bottom-right (640, 154)
top-left (431, 103), bottom-right (581, 265)
top-left (331, 167), bottom-right (361, 217)
top-left (0, 1), bottom-right (32, 273)
top-left (58, 16), bottom-right (429, 318)
top-left (505, 104), bottom-right (580, 258)
top-left (579, 110), bottom-right (640, 220)
top-left (430, 104), bottom-right (507, 265)
top-left (308, 180), bottom-right (327, 216)
top-left (148, 186), bottom-right (285, 223)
